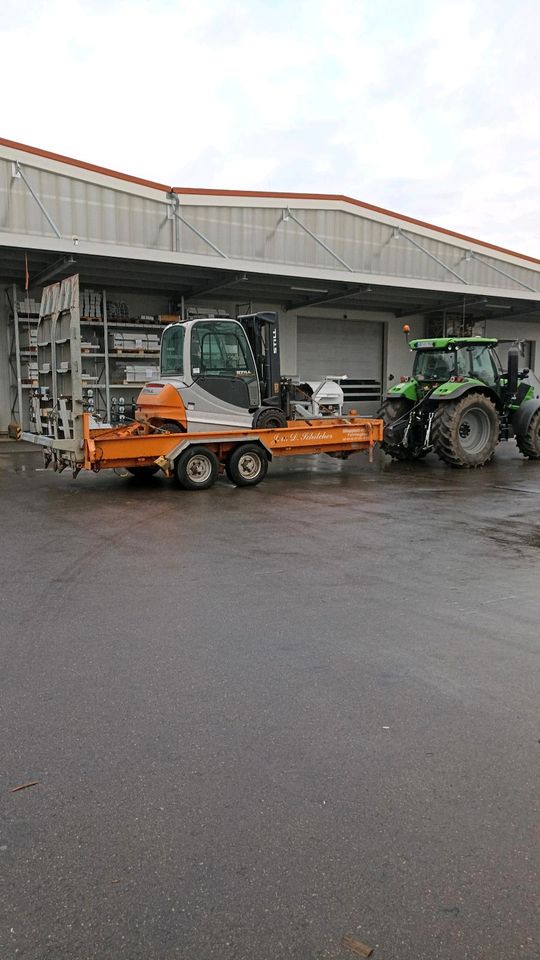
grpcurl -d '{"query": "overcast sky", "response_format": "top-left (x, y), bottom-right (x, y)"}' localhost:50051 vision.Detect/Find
top-left (2, 0), bottom-right (539, 254)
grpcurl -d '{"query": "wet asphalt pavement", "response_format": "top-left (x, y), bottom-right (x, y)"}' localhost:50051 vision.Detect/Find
top-left (0, 440), bottom-right (539, 960)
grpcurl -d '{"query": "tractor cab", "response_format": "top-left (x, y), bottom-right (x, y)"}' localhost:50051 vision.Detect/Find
top-left (411, 337), bottom-right (501, 387)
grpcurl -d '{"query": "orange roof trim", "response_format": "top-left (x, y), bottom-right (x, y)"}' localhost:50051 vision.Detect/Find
top-left (1, 135), bottom-right (539, 268)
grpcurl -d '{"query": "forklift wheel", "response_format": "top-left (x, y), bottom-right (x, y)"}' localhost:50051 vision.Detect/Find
top-left (252, 407), bottom-right (287, 429)
top-left (226, 444), bottom-right (268, 487)
top-left (174, 446), bottom-right (219, 490)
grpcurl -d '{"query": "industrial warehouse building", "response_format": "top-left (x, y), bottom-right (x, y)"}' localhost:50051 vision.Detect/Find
top-left (2, 136), bottom-right (540, 433)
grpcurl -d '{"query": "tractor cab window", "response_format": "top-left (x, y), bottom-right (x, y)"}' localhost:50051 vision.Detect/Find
top-left (465, 345), bottom-right (499, 385)
top-left (191, 321), bottom-right (255, 377)
top-left (414, 350), bottom-right (456, 381)
top-left (160, 324), bottom-right (185, 376)
top-left (455, 348), bottom-right (470, 377)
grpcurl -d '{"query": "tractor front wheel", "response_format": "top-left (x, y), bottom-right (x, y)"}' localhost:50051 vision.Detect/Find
top-left (431, 393), bottom-right (499, 468)
top-left (516, 408), bottom-right (540, 459)
top-left (378, 398), bottom-right (426, 461)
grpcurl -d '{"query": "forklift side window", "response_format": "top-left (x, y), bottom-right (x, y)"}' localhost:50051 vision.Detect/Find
top-left (161, 325), bottom-right (185, 376)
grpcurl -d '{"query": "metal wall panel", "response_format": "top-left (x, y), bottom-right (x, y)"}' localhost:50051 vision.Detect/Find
top-left (297, 316), bottom-right (383, 414)
top-left (1, 152), bottom-right (540, 296)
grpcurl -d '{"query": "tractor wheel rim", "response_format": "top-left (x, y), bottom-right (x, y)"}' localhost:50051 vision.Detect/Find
top-left (187, 456), bottom-right (212, 482)
top-left (458, 407), bottom-right (491, 454)
top-left (238, 454), bottom-right (261, 479)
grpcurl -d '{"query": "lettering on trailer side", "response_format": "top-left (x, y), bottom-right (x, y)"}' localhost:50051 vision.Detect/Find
top-left (272, 431), bottom-right (333, 444)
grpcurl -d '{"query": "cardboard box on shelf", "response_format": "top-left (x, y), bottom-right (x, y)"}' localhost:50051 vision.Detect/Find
top-left (124, 365), bottom-right (159, 383)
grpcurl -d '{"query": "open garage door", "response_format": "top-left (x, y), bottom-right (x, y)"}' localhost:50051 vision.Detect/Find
top-left (297, 317), bottom-right (383, 414)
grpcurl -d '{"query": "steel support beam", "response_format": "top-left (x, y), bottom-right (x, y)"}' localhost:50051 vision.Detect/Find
top-left (185, 273), bottom-right (249, 301)
top-left (393, 227), bottom-right (468, 284)
top-left (285, 283), bottom-right (373, 311)
top-left (466, 250), bottom-right (537, 292)
top-left (12, 161), bottom-right (62, 238)
top-left (168, 194), bottom-right (228, 259)
top-left (283, 209), bottom-right (354, 272)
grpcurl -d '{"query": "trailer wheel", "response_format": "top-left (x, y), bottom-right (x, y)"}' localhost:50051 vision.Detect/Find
top-left (174, 446), bottom-right (219, 490)
top-left (127, 466), bottom-right (160, 478)
top-left (226, 444), bottom-right (268, 487)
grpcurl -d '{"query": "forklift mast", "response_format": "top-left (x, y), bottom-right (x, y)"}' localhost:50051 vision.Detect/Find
top-left (237, 312), bottom-right (281, 405)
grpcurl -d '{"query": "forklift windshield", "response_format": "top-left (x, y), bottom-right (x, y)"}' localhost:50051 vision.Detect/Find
top-left (190, 321), bottom-right (256, 377)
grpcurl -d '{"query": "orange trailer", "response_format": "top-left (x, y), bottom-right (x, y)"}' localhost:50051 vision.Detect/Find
top-left (34, 413), bottom-right (383, 490)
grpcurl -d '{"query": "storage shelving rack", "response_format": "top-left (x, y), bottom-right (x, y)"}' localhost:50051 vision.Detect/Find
top-left (7, 284), bottom-right (171, 429)
top-left (5, 286), bottom-right (42, 431)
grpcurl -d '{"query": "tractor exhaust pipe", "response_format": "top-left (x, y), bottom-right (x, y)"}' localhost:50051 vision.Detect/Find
top-left (507, 347), bottom-right (519, 397)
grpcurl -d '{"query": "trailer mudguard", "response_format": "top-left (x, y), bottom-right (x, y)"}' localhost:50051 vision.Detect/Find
top-left (510, 398), bottom-right (540, 436)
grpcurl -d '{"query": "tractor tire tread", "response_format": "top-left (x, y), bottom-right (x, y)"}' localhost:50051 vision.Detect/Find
top-left (516, 408), bottom-right (540, 459)
top-left (431, 392), bottom-right (499, 468)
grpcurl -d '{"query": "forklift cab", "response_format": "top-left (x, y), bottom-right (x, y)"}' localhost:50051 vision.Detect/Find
top-left (161, 318), bottom-right (261, 409)
top-left (160, 313), bottom-right (281, 411)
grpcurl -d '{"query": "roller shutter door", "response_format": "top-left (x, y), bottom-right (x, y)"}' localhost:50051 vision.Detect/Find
top-left (297, 317), bottom-right (383, 413)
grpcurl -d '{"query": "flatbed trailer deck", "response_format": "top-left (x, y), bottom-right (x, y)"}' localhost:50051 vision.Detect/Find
top-left (24, 414), bottom-right (384, 490)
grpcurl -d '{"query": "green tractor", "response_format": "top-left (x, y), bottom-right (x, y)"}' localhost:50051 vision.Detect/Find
top-left (378, 335), bottom-right (540, 467)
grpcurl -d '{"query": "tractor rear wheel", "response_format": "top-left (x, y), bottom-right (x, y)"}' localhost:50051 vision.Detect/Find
top-left (516, 408), bottom-right (540, 459)
top-left (431, 392), bottom-right (499, 468)
top-left (378, 398), bottom-right (426, 461)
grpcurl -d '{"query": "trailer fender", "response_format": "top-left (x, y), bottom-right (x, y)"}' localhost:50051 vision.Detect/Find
top-left (163, 433), bottom-right (273, 468)
top-left (510, 398), bottom-right (540, 436)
